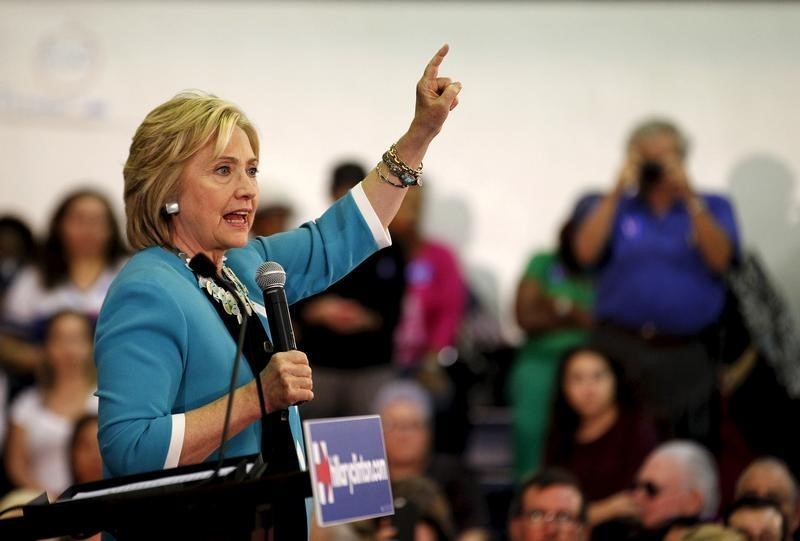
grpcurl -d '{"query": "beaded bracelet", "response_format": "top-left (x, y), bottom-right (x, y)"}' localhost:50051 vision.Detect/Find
top-left (381, 143), bottom-right (423, 187)
top-left (376, 161), bottom-right (407, 189)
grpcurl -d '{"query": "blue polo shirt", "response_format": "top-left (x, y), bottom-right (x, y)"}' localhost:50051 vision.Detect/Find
top-left (578, 193), bottom-right (740, 336)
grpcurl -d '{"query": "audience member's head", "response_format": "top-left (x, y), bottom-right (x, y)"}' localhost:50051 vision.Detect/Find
top-left (0, 215), bottom-right (36, 295)
top-left (681, 523), bottom-right (748, 541)
top-left (626, 118), bottom-right (689, 161)
top-left (633, 440), bottom-right (719, 529)
top-left (625, 118), bottom-right (690, 200)
top-left (40, 310), bottom-right (95, 389)
top-left (70, 414), bottom-right (102, 484)
top-left (330, 161), bottom-right (367, 201)
top-left (510, 467), bottom-right (587, 541)
top-left (556, 217), bottom-right (582, 275)
top-left (42, 188), bottom-right (127, 288)
top-left (735, 457), bottom-right (799, 539)
top-left (725, 496), bottom-right (786, 541)
top-left (547, 346), bottom-right (634, 458)
top-left (374, 380), bottom-right (433, 476)
top-left (392, 475), bottom-right (456, 541)
top-left (251, 202), bottom-right (294, 237)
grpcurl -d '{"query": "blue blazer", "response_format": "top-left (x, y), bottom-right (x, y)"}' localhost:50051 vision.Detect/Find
top-left (95, 190), bottom-right (381, 477)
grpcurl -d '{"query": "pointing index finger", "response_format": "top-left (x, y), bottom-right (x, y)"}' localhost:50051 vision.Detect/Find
top-left (423, 43), bottom-right (450, 80)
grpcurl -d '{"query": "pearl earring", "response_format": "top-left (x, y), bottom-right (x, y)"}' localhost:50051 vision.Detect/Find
top-left (164, 201), bottom-right (180, 215)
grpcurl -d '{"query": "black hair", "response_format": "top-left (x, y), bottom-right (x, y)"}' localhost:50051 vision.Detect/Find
top-left (330, 162), bottom-right (367, 196)
top-left (510, 467), bottom-right (588, 523)
top-left (544, 344), bottom-right (639, 464)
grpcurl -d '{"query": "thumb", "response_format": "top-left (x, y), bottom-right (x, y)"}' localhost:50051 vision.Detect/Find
top-left (440, 81), bottom-right (462, 105)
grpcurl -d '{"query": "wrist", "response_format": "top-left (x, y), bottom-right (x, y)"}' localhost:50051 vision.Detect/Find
top-left (686, 196), bottom-right (707, 216)
top-left (398, 126), bottom-right (434, 165)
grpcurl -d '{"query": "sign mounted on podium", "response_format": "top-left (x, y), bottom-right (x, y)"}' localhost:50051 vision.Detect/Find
top-left (303, 415), bottom-right (394, 527)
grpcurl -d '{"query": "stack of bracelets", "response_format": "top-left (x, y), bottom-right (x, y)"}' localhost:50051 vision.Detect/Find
top-left (376, 143), bottom-right (423, 188)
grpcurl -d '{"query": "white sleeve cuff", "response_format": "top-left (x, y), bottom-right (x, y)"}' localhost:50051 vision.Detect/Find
top-left (351, 183), bottom-right (392, 249)
top-left (163, 413), bottom-right (185, 469)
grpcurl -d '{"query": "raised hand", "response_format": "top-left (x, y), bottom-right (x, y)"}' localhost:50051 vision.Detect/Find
top-left (411, 44), bottom-right (462, 138)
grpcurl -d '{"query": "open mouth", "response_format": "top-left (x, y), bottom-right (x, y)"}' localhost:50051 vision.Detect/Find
top-left (224, 211), bottom-right (250, 226)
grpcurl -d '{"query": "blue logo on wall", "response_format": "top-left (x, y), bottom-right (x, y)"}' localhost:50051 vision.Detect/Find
top-left (304, 415), bottom-right (394, 527)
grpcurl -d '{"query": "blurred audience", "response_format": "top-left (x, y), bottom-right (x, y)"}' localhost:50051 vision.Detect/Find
top-left (734, 458), bottom-right (799, 540)
top-left (725, 496), bottom-right (786, 541)
top-left (509, 218), bottom-right (594, 480)
top-left (507, 467), bottom-right (588, 541)
top-left (4, 310), bottom-right (98, 498)
top-left (376, 380), bottom-right (491, 541)
top-left (294, 162), bottom-right (405, 419)
top-left (1, 189), bottom-right (127, 373)
top-left (573, 119), bottom-right (740, 447)
top-left (544, 346), bottom-right (659, 528)
top-left (680, 523), bottom-right (747, 541)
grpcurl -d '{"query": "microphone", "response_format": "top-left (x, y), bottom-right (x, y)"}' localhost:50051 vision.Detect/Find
top-left (254, 261), bottom-right (296, 352)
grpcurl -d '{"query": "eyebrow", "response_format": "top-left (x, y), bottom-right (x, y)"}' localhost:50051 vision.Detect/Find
top-left (215, 155), bottom-right (258, 164)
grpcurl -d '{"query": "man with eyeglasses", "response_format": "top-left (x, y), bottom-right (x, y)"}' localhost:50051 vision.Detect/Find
top-left (508, 467), bottom-right (588, 541)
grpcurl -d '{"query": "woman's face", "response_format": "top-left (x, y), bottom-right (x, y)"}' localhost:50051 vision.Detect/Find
top-left (72, 418), bottom-right (102, 484)
top-left (60, 195), bottom-right (113, 259)
top-left (170, 126), bottom-right (259, 259)
top-left (563, 351), bottom-right (616, 420)
top-left (382, 401), bottom-right (430, 470)
top-left (45, 313), bottom-right (93, 376)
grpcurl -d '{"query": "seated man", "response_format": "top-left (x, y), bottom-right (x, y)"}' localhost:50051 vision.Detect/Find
top-left (593, 440), bottom-right (718, 540)
top-left (726, 496), bottom-right (786, 541)
top-left (735, 457), bottom-right (800, 541)
top-left (508, 467), bottom-right (588, 541)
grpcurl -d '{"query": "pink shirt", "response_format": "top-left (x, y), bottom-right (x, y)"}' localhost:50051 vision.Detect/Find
top-left (394, 241), bottom-right (466, 367)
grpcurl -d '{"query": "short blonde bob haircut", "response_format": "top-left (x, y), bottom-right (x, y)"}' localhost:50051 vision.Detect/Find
top-left (123, 90), bottom-right (259, 250)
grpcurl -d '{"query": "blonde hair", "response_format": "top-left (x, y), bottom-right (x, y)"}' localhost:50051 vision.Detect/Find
top-left (123, 90), bottom-right (260, 249)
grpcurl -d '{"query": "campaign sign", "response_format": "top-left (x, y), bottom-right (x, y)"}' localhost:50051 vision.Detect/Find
top-left (304, 415), bottom-right (394, 527)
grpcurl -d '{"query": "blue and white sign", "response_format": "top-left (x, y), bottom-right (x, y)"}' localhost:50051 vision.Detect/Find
top-left (303, 415), bottom-right (394, 527)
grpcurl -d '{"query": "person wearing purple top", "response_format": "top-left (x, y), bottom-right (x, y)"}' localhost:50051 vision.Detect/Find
top-left (573, 118), bottom-right (740, 447)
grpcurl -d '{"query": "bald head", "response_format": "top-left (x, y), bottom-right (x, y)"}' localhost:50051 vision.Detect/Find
top-left (735, 458), bottom-right (799, 538)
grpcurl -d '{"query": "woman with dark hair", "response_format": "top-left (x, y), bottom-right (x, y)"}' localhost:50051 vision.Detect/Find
top-left (0, 189), bottom-right (127, 371)
top-left (544, 345), bottom-right (660, 527)
top-left (508, 217), bottom-right (594, 481)
top-left (4, 310), bottom-right (98, 498)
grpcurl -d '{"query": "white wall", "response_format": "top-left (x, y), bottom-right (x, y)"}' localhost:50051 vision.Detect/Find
top-left (2, 1), bottom-right (799, 336)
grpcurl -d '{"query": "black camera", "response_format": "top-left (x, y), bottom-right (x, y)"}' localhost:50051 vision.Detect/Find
top-left (638, 160), bottom-right (664, 194)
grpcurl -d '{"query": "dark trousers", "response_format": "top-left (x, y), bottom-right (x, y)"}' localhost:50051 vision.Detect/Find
top-left (590, 324), bottom-right (720, 450)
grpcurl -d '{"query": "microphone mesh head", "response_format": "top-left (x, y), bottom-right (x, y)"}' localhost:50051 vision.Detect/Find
top-left (255, 261), bottom-right (286, 290)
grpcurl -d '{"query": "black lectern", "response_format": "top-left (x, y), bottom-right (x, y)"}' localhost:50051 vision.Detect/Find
top-left (0, 455), bottom-right (311, 540)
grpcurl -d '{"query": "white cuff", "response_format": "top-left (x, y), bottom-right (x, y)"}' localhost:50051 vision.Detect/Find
top-left (351, 183), bottom-right (391, 249)
top-left (163, 413), bottom-right (185, 469)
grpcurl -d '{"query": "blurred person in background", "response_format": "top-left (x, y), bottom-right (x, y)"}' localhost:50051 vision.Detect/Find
top-left (293, 161), bottom-right (405, 419)
top-left (390, 185), bottom-right (468, 453)
top-left (508, 467), bottom-right (588, 541)
top-left (544, 346), bottom-right (659, 528)
top-left (735, 458), bottom-right (799, 541)
top-left (0, 189), bottom-right (127, 373)
top-left (251, 200), bottom-right (294, 237)
top-left (593, 440), bottom-right (719, 541)
top-left (510, 217), bottom-right (594, 480)
top-left (573, 119), bottom-right (740, 448)
top-left (0, 216), bottom-right (37, 303)
top-left (4, 310), bottom-right (98, 498)
top-left (68, 414), bottom-right (102, 486)
top-left (376, 380), bottom-right (491, 541)
top-left (725, 496), bottom-right (786, 541)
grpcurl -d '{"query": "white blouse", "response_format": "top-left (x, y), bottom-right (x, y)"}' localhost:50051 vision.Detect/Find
top-left (9, 387), bottom-right (98, 496)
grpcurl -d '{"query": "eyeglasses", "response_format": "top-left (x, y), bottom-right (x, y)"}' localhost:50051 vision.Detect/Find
top-left (522, 509), bottom-right (582, 527)
top-left (632, 480), bottom-right (662, 498)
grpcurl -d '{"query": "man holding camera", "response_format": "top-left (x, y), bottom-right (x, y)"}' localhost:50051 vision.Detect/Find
top-left (572, 119), bottom-right (740, 448)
